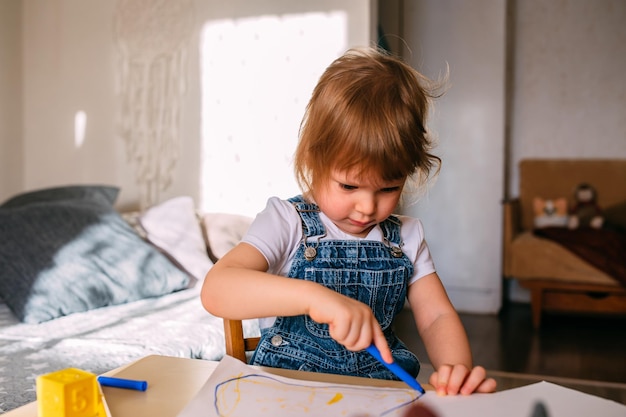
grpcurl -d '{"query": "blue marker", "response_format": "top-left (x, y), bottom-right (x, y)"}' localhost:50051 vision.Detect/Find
top-left (97, 376), bottom-right (148, 391)
top-left (366, 345), bottom-right (425, 394)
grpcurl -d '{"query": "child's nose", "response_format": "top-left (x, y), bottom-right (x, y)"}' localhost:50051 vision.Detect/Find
top-left (356, 195), bottom-right (376, 216)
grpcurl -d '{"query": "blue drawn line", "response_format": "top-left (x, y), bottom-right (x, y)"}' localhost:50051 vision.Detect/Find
top-left (380, 397), bottom-right (421, 417)
top-left (213, 373), bottom-right (421, 416)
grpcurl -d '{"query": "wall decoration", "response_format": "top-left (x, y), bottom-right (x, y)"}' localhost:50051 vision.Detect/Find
top-left (114, 0), bottom-right (194, 209)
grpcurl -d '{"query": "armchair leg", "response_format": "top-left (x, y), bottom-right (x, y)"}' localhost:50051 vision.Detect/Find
top-left (519, 279), bottom-right (626, 328)
top-left (528, 288), bottom-right (543, 328)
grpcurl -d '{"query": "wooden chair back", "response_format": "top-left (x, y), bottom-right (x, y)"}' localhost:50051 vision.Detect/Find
top-left (223, 318), bottom-right (260, 362)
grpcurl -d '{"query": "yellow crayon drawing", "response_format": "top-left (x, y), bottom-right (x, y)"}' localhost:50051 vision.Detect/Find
top-left (213, 373), bottom-right (418, 416)
top-left (327, 392), bottom-right (343, 405)
top-left (177, 356), bottom-right (421, 417)
top-left (178, 356), bottom-right (626, 417)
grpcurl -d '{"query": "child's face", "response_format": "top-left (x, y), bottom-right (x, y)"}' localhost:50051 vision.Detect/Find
top-left (314, 168), bottom-right (406, 238)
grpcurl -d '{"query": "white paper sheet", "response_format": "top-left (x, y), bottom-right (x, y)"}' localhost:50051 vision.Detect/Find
top-left (178, 356), bottom-right (626, 417)
top-left (178, 356), bottom-right (421, 417)
top-left (420, 380), bottom-right (626, 417)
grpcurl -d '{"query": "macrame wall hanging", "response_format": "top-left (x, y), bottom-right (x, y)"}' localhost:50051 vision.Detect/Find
top-left (114, 0), bottom-right (194, 209)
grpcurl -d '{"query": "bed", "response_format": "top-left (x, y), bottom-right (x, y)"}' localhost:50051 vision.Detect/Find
top-left (0, 185), bottom-right (258, 413)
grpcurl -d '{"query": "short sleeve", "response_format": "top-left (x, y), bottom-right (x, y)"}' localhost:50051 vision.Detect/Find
top-left (397, 215), bottom-right (436, 285)
top-left (241, 197), bottom-right (302, 275)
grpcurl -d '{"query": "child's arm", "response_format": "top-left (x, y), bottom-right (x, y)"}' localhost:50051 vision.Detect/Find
top-left (407, 273), bottom-right (497, 395)
top-left (201, 242), bottom-right (394, 362)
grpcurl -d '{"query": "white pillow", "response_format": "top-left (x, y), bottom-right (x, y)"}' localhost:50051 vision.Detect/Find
top-left (202, 213), bottom-right (253, 261)
top-left (139, 196), bottom-right (213, 281)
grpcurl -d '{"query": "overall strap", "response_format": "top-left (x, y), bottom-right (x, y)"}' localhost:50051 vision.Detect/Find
top-left (287, 195), bottom-right (326, 237)
top-left (379, 215), bottom-right (403, 245)
top-left (287, 195), bottom-right (404, 255)
top-left (379, 215), bottom-right (405, 257)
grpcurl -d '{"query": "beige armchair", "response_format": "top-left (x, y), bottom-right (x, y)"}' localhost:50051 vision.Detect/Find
top-left (503, 159), bottom-right (626, 327)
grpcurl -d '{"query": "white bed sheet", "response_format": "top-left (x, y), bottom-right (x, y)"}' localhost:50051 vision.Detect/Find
top-left (0, 285), bottom-right (259, 413)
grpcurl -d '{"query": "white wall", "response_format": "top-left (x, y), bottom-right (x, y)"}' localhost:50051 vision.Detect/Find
top-left (509, 0), bottom-right (626, 193)
top-left (20, 0), bottom-right (136, 206)
top-left (399, 0), bottom-right (507, 313)
top-left (5, 0), bottom-right (373, 209)
top-left (1, 0), bottom-right (625, 312)
top-left (0, 1), bottom-right (22, 198)
top-left (194, 1), bottom-right (373, 217)
top-left (390, 0), bottom-right (626, 312)
top-left (507, 0), bottom-right (626, 302)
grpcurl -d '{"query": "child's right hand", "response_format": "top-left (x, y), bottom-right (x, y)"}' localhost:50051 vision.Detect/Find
top-left (307, 288), bottom-right (394, 363)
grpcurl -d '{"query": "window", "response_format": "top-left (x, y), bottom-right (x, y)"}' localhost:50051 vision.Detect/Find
top-left (200, 12), bottom-right (348, 216)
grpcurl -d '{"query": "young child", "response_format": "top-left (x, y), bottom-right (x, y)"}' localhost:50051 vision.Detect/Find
top-left (202, 47), bottom-right (496, 396)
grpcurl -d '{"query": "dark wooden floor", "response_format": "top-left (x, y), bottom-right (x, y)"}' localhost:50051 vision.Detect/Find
top-left (394, 301), bottom-right (626, 403)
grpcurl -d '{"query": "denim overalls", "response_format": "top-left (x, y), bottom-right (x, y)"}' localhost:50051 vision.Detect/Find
top-left (250, 196), bottom-right (420, 380)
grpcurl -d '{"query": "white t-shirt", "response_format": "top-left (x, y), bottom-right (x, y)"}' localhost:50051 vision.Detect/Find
top-left (242, 197), bottom-right (437, 327)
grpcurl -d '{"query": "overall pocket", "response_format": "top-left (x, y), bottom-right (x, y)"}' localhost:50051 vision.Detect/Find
top-left (302, 266), bottom-right (408, 337)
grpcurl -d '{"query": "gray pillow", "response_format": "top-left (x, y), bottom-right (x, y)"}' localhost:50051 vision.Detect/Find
top-left (0, 185), bottom-right (191, 323)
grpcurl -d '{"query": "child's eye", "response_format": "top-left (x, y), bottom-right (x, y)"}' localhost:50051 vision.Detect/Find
top-left (340, 183), bottom-right (357, 191)
top-left (381, 187), bottom-right (401, 193)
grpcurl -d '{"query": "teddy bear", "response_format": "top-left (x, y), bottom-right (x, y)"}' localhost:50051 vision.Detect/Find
top-left (567, 183), bottom-right (604, 229)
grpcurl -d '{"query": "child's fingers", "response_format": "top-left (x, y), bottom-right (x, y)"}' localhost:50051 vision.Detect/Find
top-left (458, 365), bottom-right (486, 395)
top-left (430, 364), bottom-right (464, 395)
top-left (460, 367), bottom-right (497, 394)
top-left (329, 319), bottom-right (361, 349)
top-left (445, 365), bottom-right (470, 395)
top-left (431, 365), bottom-right (498, 395)
top-left (328, 310), bottom-right (371, 350)
top-left (340, 320), bottom-right (372, 351)
top-left (428, 371), bottom-right (438, 388)
top-left (372, 328), bottom-right (393, 363)
top-left (476, 377), bottom-right (497, 393)
top-left (429, 365), bottom-right (452, 396)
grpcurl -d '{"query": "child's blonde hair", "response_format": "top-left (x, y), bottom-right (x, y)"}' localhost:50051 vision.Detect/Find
top-left (294, 47), bottom-right (444, 200)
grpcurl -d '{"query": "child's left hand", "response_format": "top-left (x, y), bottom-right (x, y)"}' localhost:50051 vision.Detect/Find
top-left (429, 364), bottom-right (496, 395)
